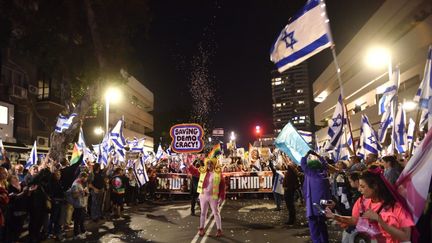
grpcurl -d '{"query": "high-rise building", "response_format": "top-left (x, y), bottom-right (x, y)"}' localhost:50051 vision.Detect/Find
top-left (271, 62), bottom-right (314, 136)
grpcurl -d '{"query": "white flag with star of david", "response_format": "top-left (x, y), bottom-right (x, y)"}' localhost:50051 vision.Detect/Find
top-left (133, 157), bottom-right (149, 187)
top-left (270, 0), bottom-right (332, 72)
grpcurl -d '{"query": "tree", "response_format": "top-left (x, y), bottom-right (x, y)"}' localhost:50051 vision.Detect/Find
top-left (0, 0), bottom-right (152, 162)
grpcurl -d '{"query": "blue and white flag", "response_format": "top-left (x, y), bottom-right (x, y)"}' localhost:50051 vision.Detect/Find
top-left (77, 127), bottom-right (91, 163)
top-left (378, 102), bottom-right (394, 143)
top-left (358, 115), bottom-right (381, 158)
top-left (270, 0), bottom-right (332, 72)
top-left (394, 105), bottom-right (407, 153)
top-left (98, 133), bottom-right (111, 167)
top-left (54, 113), bottom-right (77, 133)
top-left (133, 157), bottom-right (149, 187)
top-left (155, 144), bottom-right (164, 160)
top-left (407, 118), bottom-right (415, 149)
top-left (274, 122), bottom-right (311, 165)
top-left (326, 94), bottom-right (345, 151)
top-left (414, 46), bottom-right (432, 130)
top-left (128, 137), bottom-right (146, 153)
top-left (334, 129), bottom-right (353, 161)
top-left (378, 85), bottom-right (397, 115)
top-left (0, 139), bottom-right (4, 160)
top-left (272, 171), bottom-right (285, 195)
top-left (110, 119), bottom-right (126, 161)
top-left (166, 145), bottom-right (172, 155)
top-left (26, 141), bottom-right (38, 169)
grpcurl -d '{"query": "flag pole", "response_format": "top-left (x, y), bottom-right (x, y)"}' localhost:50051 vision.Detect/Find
top-left (408, 108), bottom-right (422, 158)
top-left (330, 45), bottom-right (357, 156)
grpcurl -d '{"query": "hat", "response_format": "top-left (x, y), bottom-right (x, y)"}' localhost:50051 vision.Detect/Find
top-left (307, 160), bottom-right (323, 170)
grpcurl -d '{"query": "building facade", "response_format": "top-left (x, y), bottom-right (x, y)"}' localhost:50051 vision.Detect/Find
top-left (313, 0), bottom-right (432, 145)
top-left (271, 62), bottom-right (314, 135)
top-left (108, 75), bottom-right (154, 152)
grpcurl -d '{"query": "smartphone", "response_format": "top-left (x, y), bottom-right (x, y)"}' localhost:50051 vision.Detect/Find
top-left (313, 203), bottom-right (326, 214)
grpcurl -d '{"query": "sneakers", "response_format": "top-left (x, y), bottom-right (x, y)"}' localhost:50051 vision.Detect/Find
top-left (215, 229), bottom-right (223, 237)
top-left (198, 228), bottom-right (205, 236)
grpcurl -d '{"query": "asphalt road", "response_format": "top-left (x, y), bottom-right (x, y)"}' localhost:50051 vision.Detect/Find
top-left (47, 197), bottom-right (342, 243)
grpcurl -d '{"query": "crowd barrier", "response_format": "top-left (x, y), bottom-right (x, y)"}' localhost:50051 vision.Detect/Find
top-left (155, 171), bottom-right (277, 194)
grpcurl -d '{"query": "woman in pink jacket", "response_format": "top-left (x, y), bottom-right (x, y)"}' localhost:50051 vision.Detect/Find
top-left (186, 158), bottom-right (226, 237)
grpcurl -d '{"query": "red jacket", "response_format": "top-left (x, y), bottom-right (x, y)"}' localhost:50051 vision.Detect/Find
top-left (188, 166), bottom-right (226, 201)
top-left (0, 187), bottom-right (9, 226)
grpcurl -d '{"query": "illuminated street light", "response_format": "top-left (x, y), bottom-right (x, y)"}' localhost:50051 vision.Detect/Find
top-left (105, 87), bottom-right (122, 132)
top-left (230, 131), bottom-right (236, 141)
top-left (255, 125), bottom-right (261, 135)
top-left (94, 126), bottom-right (104, 136)
top-left (365, 46), bottom-right (391, 69)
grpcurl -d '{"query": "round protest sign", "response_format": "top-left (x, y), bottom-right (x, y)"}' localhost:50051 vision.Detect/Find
top-left (170, 123), bottom-right (204, 153)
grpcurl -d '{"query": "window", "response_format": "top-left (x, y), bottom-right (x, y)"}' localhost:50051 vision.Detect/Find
top-left (38, 79), bottom-right (50, 100)
top-left (276, 118), bottom-right (281, 122)
top-left (298, 100), bottom-right (305, 105)
top-left (272, 80), bottom-right (283, 86)
top-left (0, 105), bottom-right (8, 125)
top-left (300, 116), bottom-right (306, 119)
top-left (297, 89), bottom-right (303, 94)
top-left (275, 103), bottom-right (282, 107)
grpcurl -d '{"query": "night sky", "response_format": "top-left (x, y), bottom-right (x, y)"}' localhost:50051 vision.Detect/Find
top-left (136, 0), bottom-right (383, 148)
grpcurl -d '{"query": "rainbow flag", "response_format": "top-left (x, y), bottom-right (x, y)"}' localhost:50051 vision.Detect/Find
top-left (208, 144), bottom-right (222, 158)
top-left (70, 143), bottom-right (82, 165)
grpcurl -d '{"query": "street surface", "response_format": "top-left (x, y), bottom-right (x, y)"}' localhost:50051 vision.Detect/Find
top-left (44, 197), bottom-right (342, 243)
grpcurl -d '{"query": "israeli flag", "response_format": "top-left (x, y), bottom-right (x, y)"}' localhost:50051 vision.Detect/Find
top-left (110, 119), bottom-right (126, 161)
top-left (414, 46), bottom-right (432, 130)
top-left (155, 144), bottom-right (164, 160)
top-left (334, 129), bottom-right (353, 161)
top-left (55, 113), bottom-right (77, 133)
top-left (394, 105), bottom-right (407, 153)
top-left (270, 0), bottom-right (332, 72)
top-left (98, 133), bottom-right (111, 167)
top-left (378, 85), bottom-right (397, 115)
top-left (133, 157), bottom-right (149, 187)
top-left (166, 145), bottom-right (172, 155)
top-left (26, 141), bottom-right (38, 169)
top-left (272, 171), bottom-right (285, 195)
top-left (128, 137), bottom-right (146, 154)
top-left (407, 118), bottom-right (415, 151)
top-left (378, 102), bottom-right (394, 143)
top-left (326, 94), bottom-right (345, 151)
top-left (358, 115), bottom-right (381, 157)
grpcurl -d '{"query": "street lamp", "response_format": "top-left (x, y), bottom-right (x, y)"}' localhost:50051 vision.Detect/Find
top-left (365, 46), bottom-right (392, 81)
top-left (94, 126), bottom-right (104, 136)
top-left (230, 131), bottom-right (236, 141)
top-left (105, 87), bottom-right (122, 133)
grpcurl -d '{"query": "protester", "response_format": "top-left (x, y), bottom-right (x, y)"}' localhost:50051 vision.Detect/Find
top-left (126, 167), bottom-right (138, 206)
top-left (68, 172), bottom-right (91, 240)
top-left (186, 158), bottom-right (226, 237)
top-left (282, 156), bottom-right (300, 225)
top-left (89, 163), bottom-right (105, 221)
top-left (47, 169), bottom-right (65, 241)
top-left (0, 167), bottom-right (9, 241)
top-left (5, 174), bottom-right (29, 242)
top-left (382, 155), bottom-right (402, 185)
top-left (325, 167), bottom-right (414, 243)
top-left (110, 168), bottom-right (125, 218)
top-left (269, 160), bottom-right (283, 211)
top-left (190, 159), bottom-right (202, 216)
top-left (301, 150), bottom-right (331, 243)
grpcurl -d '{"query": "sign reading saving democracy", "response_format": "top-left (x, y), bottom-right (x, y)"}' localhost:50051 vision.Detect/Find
top-left (170, 123), bottom-right (204, 153)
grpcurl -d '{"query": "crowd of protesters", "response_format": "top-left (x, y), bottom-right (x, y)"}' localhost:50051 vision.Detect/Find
top-left (0, 148), bottom-right (153, 242)
top-left (0, 144), bottom-right (431, 243)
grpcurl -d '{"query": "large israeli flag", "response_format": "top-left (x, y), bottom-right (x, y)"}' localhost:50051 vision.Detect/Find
top-left (334, 129), bottom-right (353, 161)
top-left (358, 115), bottom-right (381, 157)
top-left (155, 144), bottom-right (164, 160)
top-left (270, 0), bottom-right (332, 72)
top-left (326, 94), bottom-right (345, 150)
top-left (110, 119), bottom-right (126, 161)
top-left (98, 132), bottom-right (111, 167)
top-left (55, 113), bottom-right (77, 133)
top-left (26, 141), bottom-right (38, 169)
top-left (414, 46), bottom-right (432, 130)
top-left (378, 102), bottom-right (394, 143)
top-left (133, 157), bottom-right (149, 187)
top-left (394, 105), bottom-right (407, 153)
top-left (274, 122), bottom-right (311, 165)
top-left (128, 137), bottom-right (146, 153)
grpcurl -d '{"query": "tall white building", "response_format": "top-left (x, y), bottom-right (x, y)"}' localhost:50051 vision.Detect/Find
top-left (109, 75), bottom-right (154, 152)
top-left (313, 0), bottom-right (432, 144)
